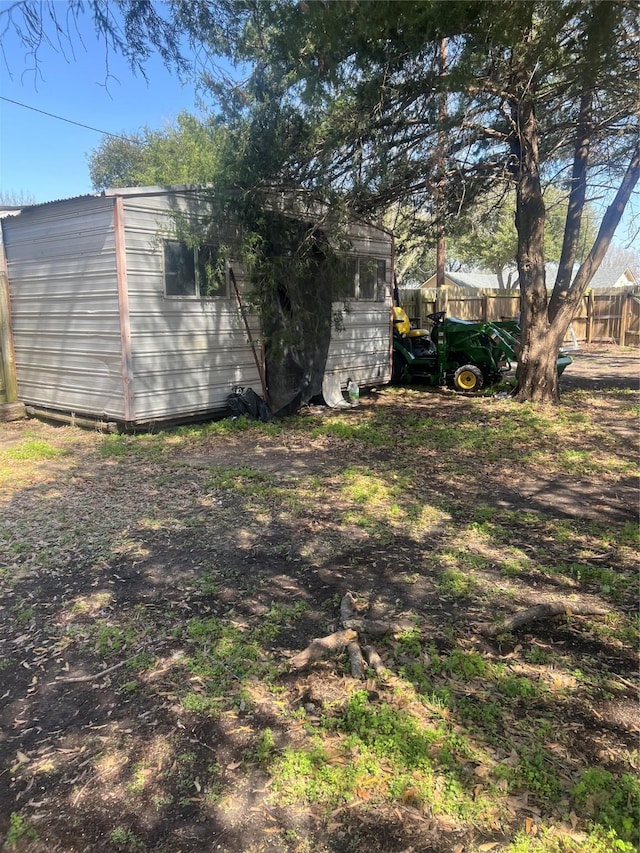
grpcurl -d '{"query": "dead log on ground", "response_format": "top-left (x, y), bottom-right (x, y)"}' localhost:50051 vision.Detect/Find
top-left (364, 646), bottom-right (387, 676)
top-left (348, 640), bottom-right (366, 678)
top-left (483, 601), bottom-right (610, 636)
top-left (290, 629), bottom-right (358, 670)
top-left (342, 616), bottom-right (415, 636)
top-left (289, 592), bottom-right (412, 675)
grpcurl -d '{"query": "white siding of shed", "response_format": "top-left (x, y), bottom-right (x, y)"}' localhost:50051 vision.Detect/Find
top-left (2, 188), bottom-right (392, 425)
top-left (1, 197), bottom-right (127, 418)
top-left (121, 194), bottom-right (262, 422)
top-left (326, 225), bottom-right (393, 388)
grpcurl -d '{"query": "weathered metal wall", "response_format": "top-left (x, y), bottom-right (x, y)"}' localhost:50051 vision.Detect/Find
top-left (123, 194), bottom-right (393, 419)
top-left (121, 192), bottom-right (263, 422)
top-left (1, 197), bottom-right (127, 417)
top-left (2, 189), bottom-right (394, 426)
top-left (325, 223), bottom-right (393, 390)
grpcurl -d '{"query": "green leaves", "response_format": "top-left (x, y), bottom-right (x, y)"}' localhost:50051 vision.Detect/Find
top-left (88, 112), bottom-right (226, 190)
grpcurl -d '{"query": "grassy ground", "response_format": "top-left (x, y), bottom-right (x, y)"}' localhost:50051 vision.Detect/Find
top-left (0, 348), bottom-right (638, 852)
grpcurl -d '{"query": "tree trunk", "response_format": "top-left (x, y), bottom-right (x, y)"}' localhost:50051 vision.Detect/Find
top-left (515, 4), bottom-right (639, 401)
top-left (550, 136), bottom-right (640, 331)
top-left (509, 70), bottom-right (555, 403)
top-left (552, 89), bottom-right (592, 299)
top-left (550, 3), bottom-right (617, 316)
top-left (515, 323), bottom-right (565, 403)
top-left (435, 37), bottom-right (448, 310)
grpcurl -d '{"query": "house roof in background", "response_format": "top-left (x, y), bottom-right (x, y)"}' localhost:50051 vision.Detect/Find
top-left (443, 272), bottom-right (504, 290)
top-left (402, 263), bottom-right (638, 291)
top-left (586, 265), bottom-right (637, 289)
top-left (414, 271), bottom-right (516, 290)
top-left (544, 263), bottom-right (637, 289)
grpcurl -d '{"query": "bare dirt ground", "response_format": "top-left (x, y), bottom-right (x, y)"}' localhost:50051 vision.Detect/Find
top-left (0, 345), bottom-right (638, 853)
top-left (559, 344), bottom-right (639, 393)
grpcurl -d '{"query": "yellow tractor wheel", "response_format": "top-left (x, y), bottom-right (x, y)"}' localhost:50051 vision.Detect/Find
top-left (453, 365), bottom-right (484, 392)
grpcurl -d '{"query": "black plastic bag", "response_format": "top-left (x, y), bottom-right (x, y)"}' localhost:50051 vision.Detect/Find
top-left (226, 387), bottom-right (271, 423)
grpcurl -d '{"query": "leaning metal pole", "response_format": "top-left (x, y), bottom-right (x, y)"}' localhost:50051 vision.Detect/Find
top-left (229, 266), bottom-right (270, 408)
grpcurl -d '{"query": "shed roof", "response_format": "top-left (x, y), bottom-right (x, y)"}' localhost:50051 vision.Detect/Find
top-left (7, 185), bottom-right (214, 212)
top-left (4, 185), bottom-right (393, 241)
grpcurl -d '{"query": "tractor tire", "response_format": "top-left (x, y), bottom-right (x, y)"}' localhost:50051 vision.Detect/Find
top-left (392, 353), bottom-right (406, 384)
top-left (453, 364), bottom-right (484, 392)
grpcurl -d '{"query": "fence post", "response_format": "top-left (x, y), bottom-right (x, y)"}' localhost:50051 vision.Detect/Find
top-left (586, 289), bottom-right (595, 343)
top-left (482, 293), bottom-right (489, 322)
top-left (619, 293), bottom-right (630, 347)
top-left (0, 237), bottom-right (19, 404)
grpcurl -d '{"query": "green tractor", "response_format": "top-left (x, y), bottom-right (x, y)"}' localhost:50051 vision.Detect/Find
top-left (392, 307), bottom-right (572, 392)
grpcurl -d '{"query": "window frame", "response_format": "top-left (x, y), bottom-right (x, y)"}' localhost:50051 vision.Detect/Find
top-left (344, 255), bottom-right (387, 302)
top-left (163, 239), bottom-right (229, 300)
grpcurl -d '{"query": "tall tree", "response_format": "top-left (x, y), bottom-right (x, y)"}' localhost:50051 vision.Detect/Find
top-left (185, 0), bottom-right (639, 402)
top-left (4, 0), bottom-right (639, 402)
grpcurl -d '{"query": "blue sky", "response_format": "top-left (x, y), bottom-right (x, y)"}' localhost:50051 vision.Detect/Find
top-left (0, 3), bottom-right (205, 203)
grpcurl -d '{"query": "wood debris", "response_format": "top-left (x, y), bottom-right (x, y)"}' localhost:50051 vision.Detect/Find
top-left (483, 601), bottom-right (610, 636)
top-left (290, 592), bottom-right (407, 677)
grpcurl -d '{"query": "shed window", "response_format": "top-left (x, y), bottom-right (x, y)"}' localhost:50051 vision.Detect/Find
top-left (359, 259), bottom-right (378, 300)
top-left (342, 257), bottom-right (386, 301)
top-left (164, 241), bottom-right (228, 298)
top-left (341, 257), bottom-right (358, 298)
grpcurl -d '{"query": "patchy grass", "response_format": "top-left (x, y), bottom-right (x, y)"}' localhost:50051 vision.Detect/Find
top-left (1, 360), bottom-right (638, 852)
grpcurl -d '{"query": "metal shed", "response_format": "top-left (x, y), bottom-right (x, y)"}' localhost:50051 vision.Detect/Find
top-left (0, 186), bottom-right (393, 427)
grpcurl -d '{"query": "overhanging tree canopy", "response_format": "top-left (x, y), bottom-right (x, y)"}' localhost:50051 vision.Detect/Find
top-left (88, 112), bottom-right (229, 190)
top-left (182, 0), bottom-right (639, 402)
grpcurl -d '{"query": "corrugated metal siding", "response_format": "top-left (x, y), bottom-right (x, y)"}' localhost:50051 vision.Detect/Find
top-left (326, 227), bottom-right (393, 388)
top-left (122, 194), bottom-right (262, 421)
top-left (2, 197), bottom-right (127, 418)
top-left (3, 188), bottom-right (393, 424)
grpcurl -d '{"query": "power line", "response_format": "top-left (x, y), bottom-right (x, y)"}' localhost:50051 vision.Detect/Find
top-left (0, 95), bottom-right (141, 143)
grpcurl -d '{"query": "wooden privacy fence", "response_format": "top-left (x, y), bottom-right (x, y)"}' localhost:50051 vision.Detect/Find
top-left (398, 288), bottom-right (640, 348)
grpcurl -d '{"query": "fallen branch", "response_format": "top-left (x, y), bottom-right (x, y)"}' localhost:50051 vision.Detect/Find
top-left (290, 592), bottom-right (414, 674)
top-left (364, 646), bottom-right (387, 676)
top-left (342, 617), bottom-right (415, 636)
top-left (290, 629), bottom-right (358, 670)
top-left (612, 674), bottom-right (639, 692)
top-left (484, 601), bottom-right (610, 636)
top-left (53, 655), bottom-right (142, 683)
top-left (347, 640), bottom-right (366, 679)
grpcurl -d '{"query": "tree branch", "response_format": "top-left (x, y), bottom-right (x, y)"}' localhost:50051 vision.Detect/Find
top-left (483, 601), bottom-right (610, 636)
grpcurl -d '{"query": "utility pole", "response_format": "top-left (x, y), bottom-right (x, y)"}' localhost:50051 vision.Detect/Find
top-left (435, 37), bottom-right (448, 311)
